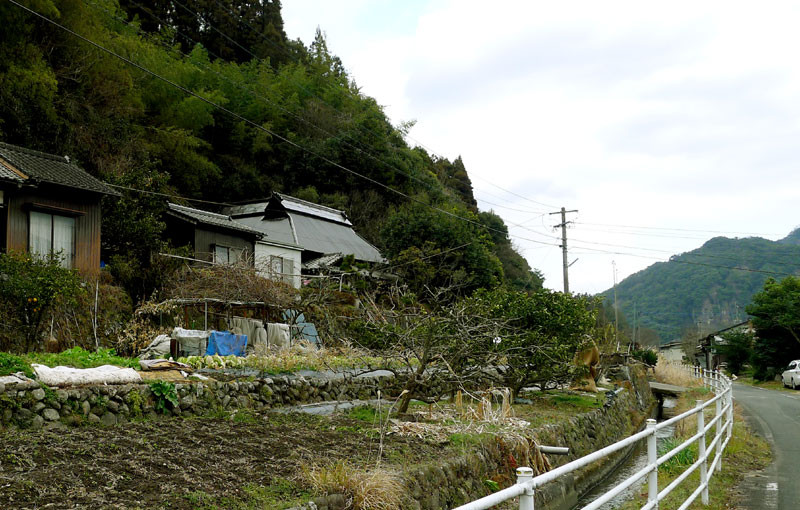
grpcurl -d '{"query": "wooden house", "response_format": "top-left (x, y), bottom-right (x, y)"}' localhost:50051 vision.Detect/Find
top-left (0, 142), bottom-right (119, 273)
top-left (226, 193), bottom-right (384, 264)
top-left (224, 193), bottom-right (386, 287)
top-left (164, 202), bottom-right (263, 265)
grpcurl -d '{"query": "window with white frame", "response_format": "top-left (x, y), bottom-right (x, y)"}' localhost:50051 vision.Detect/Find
top-left (29, 211), bottom-right (75, 268)
top-left (214, 244), bottom-right (243, 265)
top-left (269, 255), bottom-right (294, 284)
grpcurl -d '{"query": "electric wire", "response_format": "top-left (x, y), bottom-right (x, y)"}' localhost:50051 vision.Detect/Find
top-left (8, 0), bottom-right (559, 251)
top-left (205, 0), bottom-right (561, 210)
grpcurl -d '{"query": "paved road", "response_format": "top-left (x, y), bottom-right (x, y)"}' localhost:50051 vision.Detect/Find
top-left (733, 383), bottom-right (800, 510)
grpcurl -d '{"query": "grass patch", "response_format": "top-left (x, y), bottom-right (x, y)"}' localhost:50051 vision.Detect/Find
top-left (24, 347), bottom-right (139, 369)
top-left (177, 343), bottom-right (410, 374)
top-left (657, 437), bottom-right (696, 475)
top-left (549, 393), bottom-right (602, 408)
top-left (0, 352), bottom-right (34, 378)
top-left (513, 390), bottom-right (602, 428)
top-left (348, 405), bottom-right (378, 423)
top-left (183, 479), bottom-right (310, 510)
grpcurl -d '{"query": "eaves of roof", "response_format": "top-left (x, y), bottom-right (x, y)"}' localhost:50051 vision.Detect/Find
top-left (0, 141), bottom-right (120, 196)
top-left (167, 202), bottom-right (263, 238)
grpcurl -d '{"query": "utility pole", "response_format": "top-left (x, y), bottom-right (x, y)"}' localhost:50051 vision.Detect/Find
top-left (631, 301), bottom-right (637, 353)
top-left (549, 207), bottom-right (578, 293)
top-left (613, 260), bottom-right (619, 351)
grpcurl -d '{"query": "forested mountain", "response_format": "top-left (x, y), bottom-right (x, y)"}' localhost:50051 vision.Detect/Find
top-left (600, 229), bottom-right (800, 343)
top-left (0, 0), bottom-right (542, 298)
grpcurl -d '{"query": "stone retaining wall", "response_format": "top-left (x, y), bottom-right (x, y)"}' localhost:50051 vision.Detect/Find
top-left (0, 371), bottom-right (414, 430)
top-left (0, 365), bottom-right (654, 510)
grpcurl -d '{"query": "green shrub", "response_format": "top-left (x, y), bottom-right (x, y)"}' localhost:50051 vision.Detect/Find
top-left (657, 437), bottom-right (696, 474)
top-left (0, 252), bottom-right (83, 351)
top-left (632, 349), bottom-right (658, 366)
top-left (0, 352), bottom-right (34, 378)
top-left (149, 381), bottom-right (179, 414)
top-left (25, 347), bottom-right (138, 369)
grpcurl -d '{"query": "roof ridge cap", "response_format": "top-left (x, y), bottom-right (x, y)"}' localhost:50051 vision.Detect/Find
top-left (169, 202), bottom-right (234, 220)
top-left (0, 141), bottom-right (72, 164)
top-left (276, 192), bottom-right (346, 215)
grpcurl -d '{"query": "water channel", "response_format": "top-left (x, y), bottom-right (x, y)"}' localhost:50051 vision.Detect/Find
top-left (574, 397), bottom-right (678, 510)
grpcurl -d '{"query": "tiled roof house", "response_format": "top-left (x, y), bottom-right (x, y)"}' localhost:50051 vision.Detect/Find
top-left (0, 142), bottom-right (119, 272)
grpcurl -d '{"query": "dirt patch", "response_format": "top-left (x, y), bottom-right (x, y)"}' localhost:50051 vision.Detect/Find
top-left (0, 411), bottom-right (449, 509)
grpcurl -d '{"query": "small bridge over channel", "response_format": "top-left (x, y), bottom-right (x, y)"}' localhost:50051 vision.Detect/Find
top-left (649, 381), bottom-right (687, 418)
top-left (649, 381), bottom-right (687, 397)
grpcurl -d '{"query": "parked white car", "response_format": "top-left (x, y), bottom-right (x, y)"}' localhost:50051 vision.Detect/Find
top-left (782, 360), bottom-right (800, 389)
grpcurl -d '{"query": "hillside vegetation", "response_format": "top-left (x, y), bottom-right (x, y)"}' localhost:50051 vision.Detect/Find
top-left (601, 229), bottom-right (800, 342)
top-left (0, 0), bottom-right (541, 299)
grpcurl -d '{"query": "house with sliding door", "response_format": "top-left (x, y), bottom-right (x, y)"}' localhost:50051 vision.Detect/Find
top-left (0, 141), bottom-right (119, 273)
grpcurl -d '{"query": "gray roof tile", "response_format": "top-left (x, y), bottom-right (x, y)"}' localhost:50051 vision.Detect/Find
top-left (0, 142), bottom-right (119, 195)
top-left (167, 202), bottom-right (263, 237)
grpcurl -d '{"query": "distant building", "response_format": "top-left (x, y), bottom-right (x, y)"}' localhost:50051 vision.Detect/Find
top-left (164, 202), bottom-right (263, 266)
top-left (696, 321), bottom-right (753, 370)
top-left (0, 142), bottom-right (119, 273)
top-left (225, 193), bottom-right (384, 276)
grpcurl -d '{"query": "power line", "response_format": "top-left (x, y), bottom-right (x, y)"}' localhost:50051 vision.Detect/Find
top-left (567, 232), bottom-right (800, 270)
top-left (11, 0), bottom-right (560, 253)
top-left (106, 183), bottom-right (233, 207)
top-left (204, 0), bottom-right (561, 211)
top-left (574, 221), bottom-right (781, 238)
top-left (110, 0), bottom-right (451, 201)
top-left (569, 245), bottom-right (799, 277)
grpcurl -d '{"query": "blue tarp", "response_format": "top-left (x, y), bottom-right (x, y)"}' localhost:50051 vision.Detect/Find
top-left (205, 330), bottom-right (248, 356)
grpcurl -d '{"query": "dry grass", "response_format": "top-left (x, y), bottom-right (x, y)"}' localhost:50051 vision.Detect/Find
top-left (302, 461), bottom-right (404, 510)
top-left (653, 357), bottom-right (703, 387)
top-left (387, 389), bottom-right (553, 476)
top-left (247, 342), bottom-right (386, 373)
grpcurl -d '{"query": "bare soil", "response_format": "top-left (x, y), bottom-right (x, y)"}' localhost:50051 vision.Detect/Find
top-left (0, 411), bottom-right (449, 509)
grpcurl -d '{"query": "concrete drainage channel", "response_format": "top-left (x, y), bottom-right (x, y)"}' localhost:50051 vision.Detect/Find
top-left (276, 398), bottom-right (392, 416)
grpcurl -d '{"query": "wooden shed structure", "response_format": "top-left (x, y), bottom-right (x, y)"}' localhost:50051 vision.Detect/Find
top-left (0, 141), bottom-right (119, 273)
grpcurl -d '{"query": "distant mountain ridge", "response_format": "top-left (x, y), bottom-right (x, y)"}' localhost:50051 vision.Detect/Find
top-left (599, 228), bottom-right (800, 343)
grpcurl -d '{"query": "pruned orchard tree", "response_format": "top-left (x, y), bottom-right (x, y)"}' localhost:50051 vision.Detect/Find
top-left (469, 288), bottom-right (598, 397)
top-left (351, 285), bottom-right (598, 412)
top-left (352, 285), bottom-right (508, 413)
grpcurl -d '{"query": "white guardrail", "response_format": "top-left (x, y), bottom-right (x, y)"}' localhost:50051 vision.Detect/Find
top-left (453, 366), bottom-right (734, 510)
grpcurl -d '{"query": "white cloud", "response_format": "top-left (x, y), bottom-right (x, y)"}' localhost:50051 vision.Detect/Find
top-left (283, 0), bottom-right (800, 293)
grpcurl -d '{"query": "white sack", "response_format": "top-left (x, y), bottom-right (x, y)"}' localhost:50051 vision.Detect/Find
top-left (138, 334), bottom-right (172, 360)
top-left (32, 364), bottom-right (142, 387)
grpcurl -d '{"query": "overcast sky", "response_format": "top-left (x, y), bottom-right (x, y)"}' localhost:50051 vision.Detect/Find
top-left (282, 0), bottom-right (800, 294)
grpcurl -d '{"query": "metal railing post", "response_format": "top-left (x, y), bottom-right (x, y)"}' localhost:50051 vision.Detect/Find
top-left (516, 467), bottom-right (534, 510)
top-left (647, 419), bottom-right (658, 510)
top-left (715, 396), bottom-right (722, 472)
top-left (727, 385), bottom-right (733, 439)
top-left (697, 399), bottom-right (708, 505)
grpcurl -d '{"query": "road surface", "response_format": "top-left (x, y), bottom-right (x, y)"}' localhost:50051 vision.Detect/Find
top-left (733, 383), bottom-right (800, 510)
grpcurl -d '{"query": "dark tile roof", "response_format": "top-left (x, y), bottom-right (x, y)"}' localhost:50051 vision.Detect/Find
top-left (0, 162), bottom-right (23, 183)
top-left (0, 142), bottom-right (119, 195)
top-left (167, 202), bottom-right (263, 238)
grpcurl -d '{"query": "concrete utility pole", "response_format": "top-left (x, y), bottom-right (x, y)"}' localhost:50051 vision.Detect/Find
top-left (613, 260), bottom-right (619, 351)
top-left (550, 207), bottom-right (578, 293)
